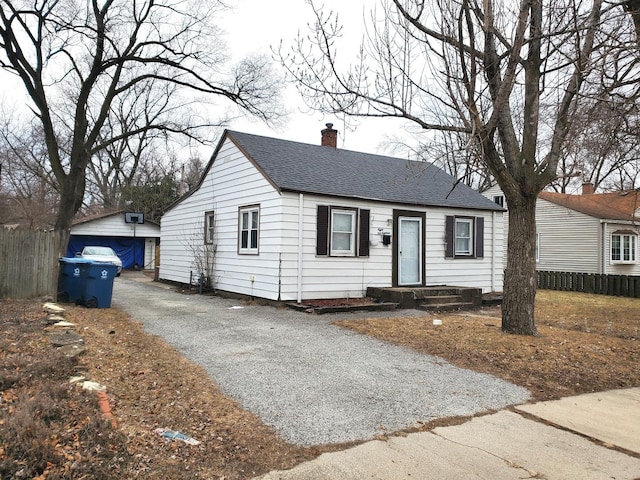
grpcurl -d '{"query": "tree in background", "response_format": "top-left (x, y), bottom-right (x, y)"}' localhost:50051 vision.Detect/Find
top-left (281, 0), bottom-right (639, 334)
top-left (119, 174), bottom-right (180, 225)
top-left (551, 96), bottom-right (640, 193)
top-left (0, 121), bottom-right (57, 228)
top-left (0, 0), bottom-right (282, 254)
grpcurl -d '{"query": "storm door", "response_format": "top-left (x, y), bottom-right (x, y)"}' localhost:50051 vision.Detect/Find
top-left (398, 216), bottom-right (423, 285)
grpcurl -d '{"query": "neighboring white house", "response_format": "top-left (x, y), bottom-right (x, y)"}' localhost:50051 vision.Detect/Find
top-left (483, 183), bottom-right (640, 275)
top-left (160, 125), bottom-right (505, 302)
top-left (69, 211), bottom-right (160, 270)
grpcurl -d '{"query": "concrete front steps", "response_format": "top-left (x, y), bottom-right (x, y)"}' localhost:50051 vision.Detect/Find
top-left (366, 286), bottom-right (483, 312)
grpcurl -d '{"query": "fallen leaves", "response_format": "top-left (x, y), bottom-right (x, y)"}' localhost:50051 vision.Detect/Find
top-left (3, 289), bottom-right (638, 479)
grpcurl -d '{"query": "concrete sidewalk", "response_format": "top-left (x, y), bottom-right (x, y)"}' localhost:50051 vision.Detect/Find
top-left (256, 388), bottom-right (640, 480)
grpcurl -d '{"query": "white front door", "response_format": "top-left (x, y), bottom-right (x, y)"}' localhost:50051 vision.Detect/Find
top-left (398, 216), bottom-right (422, 285)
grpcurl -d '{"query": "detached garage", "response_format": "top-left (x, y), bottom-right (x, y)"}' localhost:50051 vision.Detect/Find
top-left (67, 211), bottom-right (160, 270)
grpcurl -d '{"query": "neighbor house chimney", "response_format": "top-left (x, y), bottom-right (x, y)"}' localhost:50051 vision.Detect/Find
top-left (581, 182), bottom-right (595, 195)
top-left (321, 123), bottom-right (338, 148)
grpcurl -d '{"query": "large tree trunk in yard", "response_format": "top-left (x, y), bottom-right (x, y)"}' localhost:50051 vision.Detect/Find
top-left (54, 173), bottom-right (86, 258)
top-left (502, 195), bottom-right (538, 335)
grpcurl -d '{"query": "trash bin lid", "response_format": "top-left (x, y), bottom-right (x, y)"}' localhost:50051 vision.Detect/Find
top-left (59, 257), bottom-right (94, 264)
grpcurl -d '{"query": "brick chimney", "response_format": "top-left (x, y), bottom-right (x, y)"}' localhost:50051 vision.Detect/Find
top-left (581, 182), bottom-right (595, 195)
top-left (321, 123), bottom-right (337, 148)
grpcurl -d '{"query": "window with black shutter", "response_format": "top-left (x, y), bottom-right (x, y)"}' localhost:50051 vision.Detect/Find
top-left (316, 205), bottom-right (329, 255)
top-left (358, 209), bottom-right (370, 257)
top-left (316, 205), bottom-right (370, 257)
top-left (445, 215), bottom-right (484, 259)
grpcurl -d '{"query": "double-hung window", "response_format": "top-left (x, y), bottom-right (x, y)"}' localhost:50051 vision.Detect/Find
top-left (444, 215), bottom-right (484, 259)
top-left (330, 209), bottom-right (356, 256)
top-left (611, 232), bottom-right (637, 263)
top-left (454, 218), bottom-right (473, 256)
top-left (316, 205), bottom-right (370, 257)
top-left (239, 206), bottom-right (259, 254)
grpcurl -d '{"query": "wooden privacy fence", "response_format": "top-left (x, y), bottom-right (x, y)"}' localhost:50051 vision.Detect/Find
top-left (0, 229), bottom-right (59, 299)
top-left (537, 270), bottom-right (640, 298)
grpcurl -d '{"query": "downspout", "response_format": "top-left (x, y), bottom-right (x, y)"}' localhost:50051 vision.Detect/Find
top-left (297, 193), bottom-right (304, 303)
top-left (491, 211), bottom-right (497, 292)
top-left (601, 221), bottom-right (607, 275)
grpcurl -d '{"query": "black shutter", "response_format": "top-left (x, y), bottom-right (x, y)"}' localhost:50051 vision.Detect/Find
top-left (445, 215), bottom-right (454, 258)
top-left (358, 209), bottom-right (370, 257)
top-left (316, 205), bottom-right (329, 256)
top-left (475, 217), bottom-right (484, 258)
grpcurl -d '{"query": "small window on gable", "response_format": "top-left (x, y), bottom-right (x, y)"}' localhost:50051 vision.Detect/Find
top-left (445, 215), bottom-right (484, 259)
top-left (316, 206), bottom-right (370, 257)
top-left (204, 211), bottom-right (215, 244)
top-left (611, 231), bottom-right (637, 263)
top-left (239, 206), bottom-right (259, 254)
top-left (493, 195), bottom-right (504, 207)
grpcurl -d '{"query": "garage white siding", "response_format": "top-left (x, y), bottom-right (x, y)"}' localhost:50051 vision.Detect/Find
top-left (72, 215), bottom-right (159, 238)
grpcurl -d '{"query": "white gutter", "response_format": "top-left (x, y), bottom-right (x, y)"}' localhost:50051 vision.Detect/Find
top-left (297, 193), bottom-right (304, 303)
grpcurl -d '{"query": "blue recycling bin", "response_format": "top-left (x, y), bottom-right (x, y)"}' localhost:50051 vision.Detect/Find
top-left (57, 257), bottom-right (93, 304)
top-left (84, 262), bottom-right (118, 308)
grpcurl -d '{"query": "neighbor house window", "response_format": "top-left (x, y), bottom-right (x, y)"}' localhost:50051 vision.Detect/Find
top-left (204, 211), bottom-right (215, 244)
top-left (493, 195), bottom-right (504, 207)
top-left (316, 205), bottom-right (370, 257)
top-left (611, 232), bottom-right (637, 263)
top-left (239, 206), bottom-right (259, 254)
top-left (445, 215), bottom-right (484, 259)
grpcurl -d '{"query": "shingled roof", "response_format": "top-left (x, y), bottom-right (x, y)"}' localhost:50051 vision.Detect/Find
top-left (224, 130), bottom-right (502, 211)
top-left (539, 190), bottom-right (640, 222)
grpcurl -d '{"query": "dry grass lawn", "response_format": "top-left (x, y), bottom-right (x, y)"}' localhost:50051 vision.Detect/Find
top-left (334, 290), bottom-right (640, 401)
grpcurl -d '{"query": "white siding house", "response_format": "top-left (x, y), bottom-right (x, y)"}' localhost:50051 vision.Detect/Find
top-left (160, 127), bottom-right (505, 301)
top-left (483, 184), bottom-right (640, 276)
top-left (69, 211), bottom-right (160, 270)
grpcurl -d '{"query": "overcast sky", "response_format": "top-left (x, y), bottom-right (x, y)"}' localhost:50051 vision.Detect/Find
top-left (0, 1), bottom-right (416, 157)
top-left (220, 0), bottom-right (415, 155)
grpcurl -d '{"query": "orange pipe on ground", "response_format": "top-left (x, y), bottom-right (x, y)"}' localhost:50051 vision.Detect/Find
top-left (96, 390), bottom-right (117, 428)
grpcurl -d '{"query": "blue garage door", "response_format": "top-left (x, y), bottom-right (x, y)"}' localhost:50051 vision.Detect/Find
top-left (67, 235), bottom-right (145, 270)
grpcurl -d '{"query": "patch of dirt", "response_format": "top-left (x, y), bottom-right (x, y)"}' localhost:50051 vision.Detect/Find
top-left (2, 289), bottom-right (639, 478)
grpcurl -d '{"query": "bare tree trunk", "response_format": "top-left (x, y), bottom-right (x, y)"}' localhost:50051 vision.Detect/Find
top-left (54, 173), bottom-right (86, 257)
top-left (502, 195), bottom-right (538, 335)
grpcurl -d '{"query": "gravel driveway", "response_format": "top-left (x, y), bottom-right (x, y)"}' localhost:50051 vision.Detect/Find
top-left (112, 274), bottom-right (530, 446)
